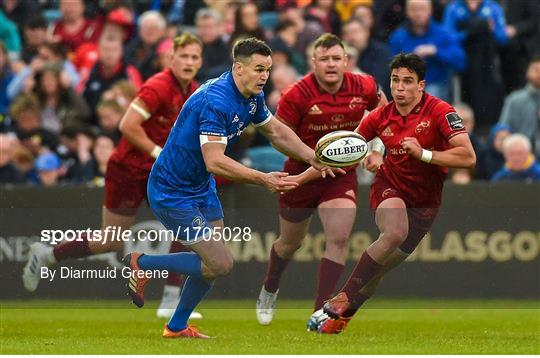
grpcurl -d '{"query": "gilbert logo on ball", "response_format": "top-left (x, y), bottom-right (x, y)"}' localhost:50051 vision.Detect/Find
top-left (315, 130), bottom-right (368, 167)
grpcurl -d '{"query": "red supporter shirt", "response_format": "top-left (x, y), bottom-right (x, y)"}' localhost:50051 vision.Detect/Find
top-left (52, 18), bottom-right (102, 53)
top-left (109, 68), bottom-right (198, 176)
top-left (358, 93), bottom-right (467, 207)
top-left (277, 72), bottom-right (380, 169)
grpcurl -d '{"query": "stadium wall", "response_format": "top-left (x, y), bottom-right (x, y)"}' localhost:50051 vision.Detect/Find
top-left (1, 183), bottom-right (539, 300)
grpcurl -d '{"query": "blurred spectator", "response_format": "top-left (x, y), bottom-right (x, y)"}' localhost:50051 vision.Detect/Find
top-left (443, 0), bottom-right (508, 129)
top-left (0, 133), bottom-right (24, 184)
top-left (1, 0), bottom-right (41, 30)
top-left (372, 0), bottom-right (406, 41)
top-left (177, 0), bottom-right (206, 26)
top-left (278, 1), bottom-right (324, 57)
top-left (498, 56), bottom-right (540, 158)
top-left (101, 79), bottom-right (137, 111)
top-left (453, 102), bottom-right (485, 181)
top-left (96, 99), bottom-right (123, 142)
top-left (267, 64), bottom-right (298, 112)
top-left (35, 151), bottom-right (63, 186)
top-left (268, 20), bottom-right (305, 74)
top-left (125, 11), bottom-right (167, 80)
top-left (0, 42), bottom-right (14, 116)
top-left (0, 10), bottom-right (21, 61)
top-left (9, 94), bottom-right (59, 156)
top-left (70, 132), bottom-right (112, 184)
top-left (80, 35), bottom-right (142, 123)
top-left (352, 4), bottom-right (375, 30)
top-left (342, 18), bottom-right (391, 97)
top-left (11, 144), bottom-right (35, 183)
top-left (156, 38), bottom-right (173, 71)
top-left (499, 0), bottom-right (540, 93)
top-left (343, 44), bottom-right (362, 73)
top-left (492, 134), bottom-right (540, 182)
top-left (195, 8), bottom-right (230, 82)
top-left (20, 15), bottom-right (48, 64)
top-left (478, 123), bottom-right (510, 180)
top-left (33, 63), bottom-right (91, 134)
top-left (7, 42), bottom-right (81, 100)
top-left (305, 0), bottom-right (342, 35)
top-left (335, 0), bottom-right (372, 22)
top-left (50, 0), bottom-right (102, 53)
top-left (204, 0), bottom-right (238, 36)
top-left (390, 0), bottom-right (465, 102)
top-left (230, 2), bottom-right (267, 46)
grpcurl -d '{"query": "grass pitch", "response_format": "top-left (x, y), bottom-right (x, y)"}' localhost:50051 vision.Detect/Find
top-left (1, 299), bottom-right (539, 354)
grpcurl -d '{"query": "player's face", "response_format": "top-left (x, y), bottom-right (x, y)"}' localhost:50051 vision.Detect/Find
top-left (390, 67), bottom-right (425, 107)
top-left (312, 45), bottom-right (348, 86)
top-left (170, 43), bottom-right (203, 83)
top-left (527, 61), bottom-right (540, 88)
top-left (236, 54), bottom-right (272, 96)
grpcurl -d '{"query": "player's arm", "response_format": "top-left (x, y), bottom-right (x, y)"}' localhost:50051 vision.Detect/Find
top-left (401, 133), bottom-right (476, 169)
top-left (201, 141), bottom-right (298, 193)
top-left (118, 98), bottom-right (162, 159)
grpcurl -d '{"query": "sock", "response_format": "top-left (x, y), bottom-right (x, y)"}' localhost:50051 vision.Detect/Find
top-left (314, 257), bottom-right (345, 311)
top-left (167, 276), bottom-right (213, 332)
top-left (341, 251), bottom-right (382, 309)
top-left (53, 233), bottom-right (92, 261)
top-left (343, 293), bottom-right (370, 317)
top-left (166, 241), bottom-right (189, 286)
top-left (263, 245), bottom-right (291, 293)
top-left (138, 252), bottom-right (202, 277)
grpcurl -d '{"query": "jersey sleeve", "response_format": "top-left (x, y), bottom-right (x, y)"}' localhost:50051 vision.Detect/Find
top-left (252, 92), bottom-right (272, 127)
top-left (136, 78), bottom-right (165, 115)
top-left (275, 85), bottom-right (305, 128)
top-left (434, 102), bottom-right (467, 140)
top-left (357, 107), bottom-right (381, 141)
top-left (199, 103), bottom-right (228, 137)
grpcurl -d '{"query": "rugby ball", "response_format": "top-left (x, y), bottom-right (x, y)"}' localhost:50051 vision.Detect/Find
top-left (315, 130), bottom-right (368, 167)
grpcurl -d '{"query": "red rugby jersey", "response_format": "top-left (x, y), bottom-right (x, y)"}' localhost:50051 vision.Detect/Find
top-left (277, 72), bottom-right (380, 151)
top-left (358, 93), bottom-right (467, 207)
top-left (109, 68), bottom-right (197, 176)
top-left (52, 18), bottom-right (102, 52)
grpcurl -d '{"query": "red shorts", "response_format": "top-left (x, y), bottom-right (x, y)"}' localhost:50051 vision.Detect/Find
top-left (370, 174), bottom-right (439, 254)
top-left (279, 160), bottom-right (358, 223)
top-left (104, 159), bottom-right (149, 216)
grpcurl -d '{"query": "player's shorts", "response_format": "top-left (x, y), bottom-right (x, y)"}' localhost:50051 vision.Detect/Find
top-left (370, 174), bottom-right (439, 254)
top-left (279, 160), bottom-right (358, 223)
top-left (147, 176), bottom-right (224, 245)
top-left (104, 159), bottom-right (149, 216)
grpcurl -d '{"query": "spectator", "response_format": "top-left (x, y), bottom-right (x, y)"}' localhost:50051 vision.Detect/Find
top-left (443, 0), bottom-right (508, 129)
top-left (195, 8), bottom-right (230, 82)
top-left (278, 1), bottom-right (324, 56)
top-left (499, 0), bottom-right (540, 93)
top-left (155, 38), bottom-right (173, 71)
top-left (342, 18), bottom-right (391, 97)
top-left (0, 133), bottom-right (24, 184)
top-left (335, 0), bottom-right (373, 22)
top-left (50, 0), bottom-right (102, 53)
top-left (80, 35), bottom-right (142, 123)
top-left (11, 144), bottom-right (35, 184)
top-left (453, 102), bottom-right (484, 181)
top-left (479, 123), bottom-right (510, 180)
top-left (267, 64), bottom-right (298, 112)
top-left (96, 99), bottom-right (123, 142)
top-left (390, 0), bottom-right (465, 102)
top-left (1, 0), bottom-right (41, 30)
top-left (305, 0), bottom-right (342, 35)
top-left (230, 2), bottom-right (267, 46)
top-left (268, 20), bottom-right (305, 74)
top-left (70, 133), bottom-right (115, 185)
top-left (343, 44), bottom-right (362, 73)
top-left (372, 0), bottom-right (406, 42)
top-left (492, 134), bottom-right (540, 182)
top-left (0, 9), bottom-right (21, 61)
top-left (101, 79), bottom-right (137, 111)
top-left (352, 4), bottom-right (375, 31)
top-left (125, 11), bottom-right (167, 80)
top-left (35, 151), bottom-right (63, 187)
top-left (20, 15), bottom-right (48, 64)
top-left (33, 63), bottom-right (91, 134)
top-left (498, 56), bottom-right (540, 158)
top-left (0, 42), bottom-right (14, 116)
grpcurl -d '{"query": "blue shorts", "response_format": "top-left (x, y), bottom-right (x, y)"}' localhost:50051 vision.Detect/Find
top-left (147, 177), bottom-right (224, 245)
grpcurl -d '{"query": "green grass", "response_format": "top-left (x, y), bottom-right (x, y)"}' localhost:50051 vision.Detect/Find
top-left (1, 299), bottom-right (539, 354)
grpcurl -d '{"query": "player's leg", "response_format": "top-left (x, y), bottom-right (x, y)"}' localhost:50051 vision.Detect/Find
top-left (315, 196), bottom-right (356, 310)
top-left (257, 215), bottom-right (311, 325)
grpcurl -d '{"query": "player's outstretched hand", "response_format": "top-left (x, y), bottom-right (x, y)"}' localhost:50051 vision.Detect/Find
top-left (262, 172), bottom-right (299, 193)
top-left (308, 156), bottom-right (346, 178)
top-left (362, 151), bottom-right (383, 172)
top-left (401, 137), bottom-right (423, 160)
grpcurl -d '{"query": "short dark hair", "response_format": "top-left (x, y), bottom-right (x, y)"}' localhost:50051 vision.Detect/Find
top-left (312, 33), bottom-right (344, 52)
top-left (389, 52), bottom-right (427, 81)
top-left (24, 15), bottom-right (47, 30)
top-left (274, 19), bottom-right (296, 34)
top-left (232, 37), bottom-right (272, 63)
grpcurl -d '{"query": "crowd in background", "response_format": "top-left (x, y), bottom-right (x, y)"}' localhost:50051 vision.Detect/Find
top-left (1, 0), bottom-right (539, 187)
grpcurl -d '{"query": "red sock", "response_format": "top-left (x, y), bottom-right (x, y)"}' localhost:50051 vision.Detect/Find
top-left (343, 293), bottom-right (370, 317)
top-left (165, 241), bottom-right (189, 286)
top-left (341, 251), bottom-right (382, 309)
top-left (263, 245), bottom-right (290, 293)
top-left (52, 233), bottom-right (92, 261)
top-left (314, 258), bottom-right (344, 310)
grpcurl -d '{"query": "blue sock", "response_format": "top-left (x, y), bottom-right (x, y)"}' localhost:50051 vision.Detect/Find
top-left (167, 276), bottom-right (213, 332)
top-left (138, 252), bottom-right (202, 276)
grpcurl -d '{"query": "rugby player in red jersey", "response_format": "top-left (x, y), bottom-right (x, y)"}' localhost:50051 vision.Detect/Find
top-left (256, 33), bottom-right (388, 327)
top-left (22, 33), bottom-right (204, 319)
top-left (311, 53), bottom-right (476, 333)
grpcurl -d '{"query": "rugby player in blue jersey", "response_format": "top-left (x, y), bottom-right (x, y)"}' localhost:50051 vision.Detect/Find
top-left (122, 38), bottom-right (336, 338)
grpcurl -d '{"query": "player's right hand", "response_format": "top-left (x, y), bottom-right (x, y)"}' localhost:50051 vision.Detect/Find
top-left (262, 172), bottom-right (299, 193)
top-left (308, 156), bottom-right (346, 178)
top-left (362, 152), bottom-right (383, 172)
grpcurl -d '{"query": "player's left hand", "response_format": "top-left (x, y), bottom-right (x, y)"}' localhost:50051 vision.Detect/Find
top-left (362, 151), bottom-right (383, 172)
top-left (401, 137), bottom-right (423, 160)
top-left (308, 155), bottom-right (346, 178)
